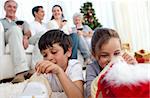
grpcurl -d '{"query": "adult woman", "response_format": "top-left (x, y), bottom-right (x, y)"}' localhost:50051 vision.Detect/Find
top-left (72, 12), bottom-right (93, 64)
top-left (72, 12), bottom-right (93, 49)
top-left (47, 5), bottom-right (71, 35)
top-left (47, 5), bottom-right (90, 60)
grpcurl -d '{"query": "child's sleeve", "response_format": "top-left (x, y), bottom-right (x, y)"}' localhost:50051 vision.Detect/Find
top-left (86, 64), bottom-right (100, 97)
top-left (67, 60), bottom-right (84, 82)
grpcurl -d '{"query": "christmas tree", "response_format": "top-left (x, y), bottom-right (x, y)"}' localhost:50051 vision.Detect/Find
top-left (80, 2), bottom-right (102, 30)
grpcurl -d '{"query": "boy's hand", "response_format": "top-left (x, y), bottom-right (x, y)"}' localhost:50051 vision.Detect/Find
top-left (35, 60), bottom-right (62, 75)
top-left (122, 52), bottom-right (137, 64)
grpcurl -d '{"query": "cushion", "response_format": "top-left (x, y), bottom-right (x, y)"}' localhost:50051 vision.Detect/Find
top-left (0, 73), bottom-right (52, 98)
top-left (5, 44), bottom-right (34, 54)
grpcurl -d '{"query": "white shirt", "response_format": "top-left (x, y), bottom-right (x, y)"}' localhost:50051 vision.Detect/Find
top-left (47, 19), bottom-right (71, 35)
top-left (0, 21), bottom-right (4, 33)
top-left (30, 21), bottom-right (47, 36)
top-left (46, 59), bottom-right (84, 92)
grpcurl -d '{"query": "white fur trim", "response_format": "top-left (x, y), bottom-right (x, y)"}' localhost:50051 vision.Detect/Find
top-left (104, 60), bottom-right (150, 86)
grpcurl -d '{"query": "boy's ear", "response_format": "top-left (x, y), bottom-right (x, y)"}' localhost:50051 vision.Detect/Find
top-left (65, 48), bottom-right (72, 58)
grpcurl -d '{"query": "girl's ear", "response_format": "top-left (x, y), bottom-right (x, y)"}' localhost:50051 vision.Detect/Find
top-left (92, 51), bottom-right (96, 58)
top-left (65, 48), bottom-right (72, 58)
top-left (95, 55), bottom-right (99, 61)
top-left (92, 51), bottom-right (99, 60)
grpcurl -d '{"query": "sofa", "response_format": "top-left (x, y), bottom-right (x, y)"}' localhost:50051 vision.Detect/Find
top-left (0, 23), bottom-right (85, 80)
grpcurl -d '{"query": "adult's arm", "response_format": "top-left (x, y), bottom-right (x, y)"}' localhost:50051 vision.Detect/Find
top-left (22, 21), bottom-right (31, 49)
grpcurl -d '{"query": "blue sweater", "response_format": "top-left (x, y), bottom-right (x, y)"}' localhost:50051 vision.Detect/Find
top-left (85, 60), bottom-right (102, 97)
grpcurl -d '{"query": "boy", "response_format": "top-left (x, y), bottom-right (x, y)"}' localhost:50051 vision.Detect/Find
top-left (35, 29), bottom-right (84, 98)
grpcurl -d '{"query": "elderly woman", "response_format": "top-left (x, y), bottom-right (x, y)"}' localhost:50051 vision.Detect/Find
top-left (72, 13), bottom-right (93, 49)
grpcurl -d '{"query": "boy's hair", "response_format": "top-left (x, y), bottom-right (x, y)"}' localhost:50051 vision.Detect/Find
top-left (38, 29), bottom-right (72, 54)
top-left (91, 28), bottom-right (121, 56)
top-left (32, 6), bottom-right (43, 17)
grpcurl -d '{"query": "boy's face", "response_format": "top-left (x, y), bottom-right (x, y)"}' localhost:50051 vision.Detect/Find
top-left (95, 38), bottom-right (122, 68)
top-left (41, 43), bottom-right (72, 69)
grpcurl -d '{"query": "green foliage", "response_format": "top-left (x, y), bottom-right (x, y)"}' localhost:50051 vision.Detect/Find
top-left (80, 2), bottom-right (102, 30)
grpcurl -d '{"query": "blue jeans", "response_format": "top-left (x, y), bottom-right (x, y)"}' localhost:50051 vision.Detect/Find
top-left (70, 33), bottom-right (91, 60)
top-left (70, 33), bottom-right (78, 59)
top-left (78, 35), bottom-right (91, 60)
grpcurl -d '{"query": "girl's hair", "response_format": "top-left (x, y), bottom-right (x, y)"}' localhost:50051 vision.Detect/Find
top-left (38, 29), bottom-right (72, 54)
top-left (91, 28), bottom-right (121, 56)
top-left (51, 5), bottom-right (64, 20)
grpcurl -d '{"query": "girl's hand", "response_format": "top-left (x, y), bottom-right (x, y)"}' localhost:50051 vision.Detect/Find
top-left (122, 52), bottom-right (137, 64)
top-left (35, 60), bottom-right (62, 75)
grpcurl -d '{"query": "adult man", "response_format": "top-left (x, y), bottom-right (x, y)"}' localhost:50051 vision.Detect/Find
top-left (0, 0), bottom-right (31, 82)
top-left (29, 6), bottom-right (47, 67)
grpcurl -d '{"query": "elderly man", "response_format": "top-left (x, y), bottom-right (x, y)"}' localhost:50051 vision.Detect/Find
top-left (0, 0), bottom-right (31, 83)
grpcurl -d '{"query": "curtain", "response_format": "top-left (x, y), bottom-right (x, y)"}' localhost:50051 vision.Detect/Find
top-left (0, 0), bottom-right (149, 52)
top-left (112, 0), bottom-right (150, 51)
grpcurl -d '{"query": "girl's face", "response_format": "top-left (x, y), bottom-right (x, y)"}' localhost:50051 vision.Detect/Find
top-left (41, 43), bottom-right (71, 70)
top-left (96, 38), bottom-right (122, 68)
top-left (52, 6), bottom-right (63, 19)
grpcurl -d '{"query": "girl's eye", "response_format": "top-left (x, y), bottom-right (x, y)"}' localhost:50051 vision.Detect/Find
top-left (100, 55), bottom-right (109, 58)
top-left (114, 51), bottom-right (121, 56)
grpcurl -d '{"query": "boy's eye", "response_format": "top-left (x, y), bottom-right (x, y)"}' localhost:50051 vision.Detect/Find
top-left (51, 51), bottom-right (57, 54)
top-left (43, 54), bottom-right (47, 57)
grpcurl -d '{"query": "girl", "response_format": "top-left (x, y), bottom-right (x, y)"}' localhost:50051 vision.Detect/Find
top-left (86, 28), bottom-right (137, 98)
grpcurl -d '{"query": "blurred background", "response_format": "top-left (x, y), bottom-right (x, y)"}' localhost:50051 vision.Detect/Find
top-left (0, 0), bottom-right (150, 52)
